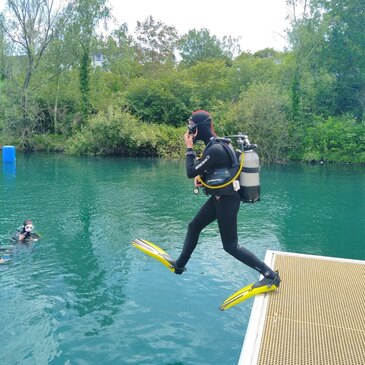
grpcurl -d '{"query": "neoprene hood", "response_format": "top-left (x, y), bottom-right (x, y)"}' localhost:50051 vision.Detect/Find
top-left (189, 110), bottom-right (215, 144)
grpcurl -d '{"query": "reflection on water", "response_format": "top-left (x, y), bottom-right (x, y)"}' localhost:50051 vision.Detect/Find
top-left (2, 161), bottom-right (16, 177)
top-left (0, 154), bottom-right (364, 364)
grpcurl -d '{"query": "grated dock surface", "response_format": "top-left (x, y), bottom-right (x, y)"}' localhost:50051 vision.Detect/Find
top-left (240, 252), bottom-right (365, 365)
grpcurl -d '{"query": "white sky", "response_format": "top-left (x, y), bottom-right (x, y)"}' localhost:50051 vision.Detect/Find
top-left (0, 0), bottom-right (291, 52)
top-left (107, 0), bottom-right (290, 52)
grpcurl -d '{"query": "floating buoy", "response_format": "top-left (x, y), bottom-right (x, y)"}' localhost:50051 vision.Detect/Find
top-left (2, 146), bottom-right (16, 163)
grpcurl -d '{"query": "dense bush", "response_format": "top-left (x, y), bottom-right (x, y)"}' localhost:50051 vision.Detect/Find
top-left (124, 72), bottom-right (195, 126)
top-left (65, 107), bottom-right (186, 158)
top-left (220, 83), bottom-right (290, 163)
top-left (302, 115), bottom-right (365, 163)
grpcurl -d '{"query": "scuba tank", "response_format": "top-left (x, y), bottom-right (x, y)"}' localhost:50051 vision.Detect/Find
top-left (229, 133), bottom-right (261, 203)
top-left (194, 133), bottom-right (260, 202)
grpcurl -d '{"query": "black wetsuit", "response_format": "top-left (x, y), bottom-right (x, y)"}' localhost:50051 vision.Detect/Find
top-left (175, 139), bottom-right (276, 279)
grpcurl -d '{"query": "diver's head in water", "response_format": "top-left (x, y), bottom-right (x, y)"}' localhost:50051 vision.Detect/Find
top-left (23, 220), bottom-right (34, 233)
top-left (188, 110), bottom-right (216, 145)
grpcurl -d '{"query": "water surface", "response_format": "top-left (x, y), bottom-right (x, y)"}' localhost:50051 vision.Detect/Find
top-left (1, 154), bottom-right (364, 364)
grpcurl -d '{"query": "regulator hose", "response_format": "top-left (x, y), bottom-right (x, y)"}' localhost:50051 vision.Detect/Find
top-left (197, 150), bottom-right (244, 189)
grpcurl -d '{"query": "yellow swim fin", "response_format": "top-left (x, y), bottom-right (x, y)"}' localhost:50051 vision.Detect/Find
top-left (219, 272), bottom-right (281, 311)
top-left (132, 238), bottom-right (183, 273)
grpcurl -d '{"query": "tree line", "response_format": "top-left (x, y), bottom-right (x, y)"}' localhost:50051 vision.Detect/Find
top-left (0, 0), bottom-right (364, 163)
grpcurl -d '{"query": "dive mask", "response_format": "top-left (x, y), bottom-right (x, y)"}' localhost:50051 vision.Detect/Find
top-left (187, 115), bottom-right (212, 135)
top-left (25, 224), bottom-right (34, 232)
top-left (187, 118), bottom-right (196, 135)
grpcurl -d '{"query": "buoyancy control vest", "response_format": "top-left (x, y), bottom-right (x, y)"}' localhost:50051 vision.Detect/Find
top-left (201, 137), bottom-right (241, 188)
top-left (199, 136), bottom-right (261, 203)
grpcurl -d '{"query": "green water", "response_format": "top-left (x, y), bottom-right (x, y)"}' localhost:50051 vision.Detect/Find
top-left (1, 153), bottom-right (364, 365)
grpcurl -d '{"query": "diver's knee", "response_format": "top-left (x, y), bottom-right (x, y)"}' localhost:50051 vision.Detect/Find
top-left (223, 241), bottom-right (239, 255)
top-left (223, 245), bottom-right (234, 255)
top-left (187, 219), bottom-right (202, 234)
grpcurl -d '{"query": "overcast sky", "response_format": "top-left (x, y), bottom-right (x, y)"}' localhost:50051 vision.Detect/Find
top-left (0, 0), bottom-right (291, 52)
top-left (108, 0), bottom-right (290, 52)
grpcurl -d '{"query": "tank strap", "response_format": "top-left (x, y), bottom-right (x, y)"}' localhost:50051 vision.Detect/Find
top-left (242, 167), bottom-right (260, 173)
top-left (221, 143), bottom-right (239, 168)
top-left (206, 137), bottom-right (239, 168)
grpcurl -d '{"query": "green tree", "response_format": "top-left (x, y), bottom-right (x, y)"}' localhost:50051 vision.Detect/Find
top-left (288, 0), bottom-right (365, 119)
top-left (0, 13), bottom-right (6, 81)
top-left (102, 24), bottom-right (140, 82)
top-left (227, 52), bottom-right (281, 102)
top-left (0, 0), bottom-right (70, 148)
top-left (0, 0), bottom-right (69, 108)
top-left (220, 35), bottom-right (241, 60)
top-left (66, 0), bottom-right (110, 124)
top-left (303, 114), bottom-right (365, 163)
top-left (37, 36), bottom-right (76, 135)
top-left (134, 16), bottom-right (178, 67)
top-left (312, 0), bottom-right (365, 119)
top-left (124, 69), bottom-right (193, 125)
top-left (178, 28), bottom-right (229, 67)
top-left (226, 83), bottom-right (290, 163)
top-left (183, 60), bottom-right (229, 110)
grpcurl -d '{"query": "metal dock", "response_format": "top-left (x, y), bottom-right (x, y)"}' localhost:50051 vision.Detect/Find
top-left (239, 251), bottom-right (365, 365)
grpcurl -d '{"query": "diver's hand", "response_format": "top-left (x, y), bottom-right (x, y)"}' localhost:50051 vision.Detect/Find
top-left (184, 131), bottom-right (194, 148)
top-left (194, 176), bottom-right (203, 187)
top-left (19, 233), bottom-right (27, 241)
top-left (19, 232), bottom-right (31, 241)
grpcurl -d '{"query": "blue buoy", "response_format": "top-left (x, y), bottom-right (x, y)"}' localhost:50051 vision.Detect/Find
top-left (2, 145), bottom-right (16, 163)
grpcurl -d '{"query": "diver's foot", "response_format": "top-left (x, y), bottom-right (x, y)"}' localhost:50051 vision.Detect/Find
top-left (253, 270), bottom-right (281, 289)
top-left (166, 258), bottom-right (186, 275)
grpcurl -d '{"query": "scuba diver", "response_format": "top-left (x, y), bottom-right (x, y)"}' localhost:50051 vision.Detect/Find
top-left (132, 110), bottom-right (280, 309)
top-left (0, 220), bottom-right (40, 264)
top-left (171, 110), bottom-right (280, 285)
top-left (15, 220), bottom-right (40, 243)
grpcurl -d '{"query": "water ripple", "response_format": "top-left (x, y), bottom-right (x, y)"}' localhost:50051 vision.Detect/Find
top-left (1, 155), bottom-right (364, 365)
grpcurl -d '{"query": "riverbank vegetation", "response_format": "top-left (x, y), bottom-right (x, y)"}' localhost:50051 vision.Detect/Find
top-left (0, 0), bottom-right (364, 163)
